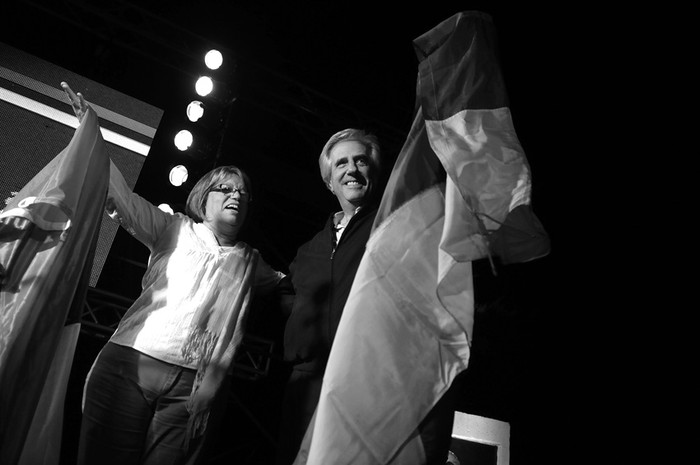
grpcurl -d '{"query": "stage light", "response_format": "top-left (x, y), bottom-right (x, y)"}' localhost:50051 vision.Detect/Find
top-left (204, 49), bottom-right (223, 70)
top-left (187, 100), bottom-right (204, 122)
top-left (195, 76), bottom-right (214, 97)
top-left (168, 165), bottom-right (189, 186)
top-left (174, 130), bottom-right (193, 151)
top-left (158, 203), bottom-right (175, 214)
top-left (172, 126), bottom-right (214, 160)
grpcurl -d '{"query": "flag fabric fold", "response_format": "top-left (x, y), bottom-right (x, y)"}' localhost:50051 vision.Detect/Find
top-left (0, 107), bottom-right (108, 464)
top-left (295, 11), bottom-right (549, 464)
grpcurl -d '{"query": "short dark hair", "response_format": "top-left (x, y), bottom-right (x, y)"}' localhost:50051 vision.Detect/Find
top-left (185, 165), bottom-right (252, 222)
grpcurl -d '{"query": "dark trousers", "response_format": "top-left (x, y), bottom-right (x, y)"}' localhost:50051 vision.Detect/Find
top-left (275, 366), bottom-right (455, 465)
top-left (419, 385), bottom-right (456, 465)
top-left (275, 367), bottom-right (323, 465)
top-left (77, 342), bottom-right (204, 465)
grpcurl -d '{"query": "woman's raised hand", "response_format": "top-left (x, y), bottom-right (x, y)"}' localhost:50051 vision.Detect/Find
top-left (61, 81), bottom-right (88, 122)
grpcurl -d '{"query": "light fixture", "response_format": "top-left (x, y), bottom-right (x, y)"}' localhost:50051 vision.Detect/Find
top-left (158, 203), bottom-right (175, 214)
top-left (186, 100), bottom-right (204, 122)
top-left (195, 76), bottom-right (214, 97)
top-left (172, 127), bottom-right (213, 159)
top-left (168, 165), bottom-right (189, 186)
top-left (173, 130), bottom-right (193, 151)
top-left (204, 49), bottom-right (223, 70)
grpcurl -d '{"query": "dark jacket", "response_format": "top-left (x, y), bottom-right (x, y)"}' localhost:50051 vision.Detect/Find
top-left (283, 205), bottom-right (377, 372)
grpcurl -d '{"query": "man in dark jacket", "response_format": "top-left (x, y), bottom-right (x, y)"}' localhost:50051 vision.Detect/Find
top-left (276, 128), bottom-right (455, 465)
top-left (276, 128), bottom-right (381, 465)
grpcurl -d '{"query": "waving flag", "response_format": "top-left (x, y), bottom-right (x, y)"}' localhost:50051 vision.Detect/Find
top-left (0, 107), bottom-right (108, 464)
top-left (295, 11), bottom-right (549, 464)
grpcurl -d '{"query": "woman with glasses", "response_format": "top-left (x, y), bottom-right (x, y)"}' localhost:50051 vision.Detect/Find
top-left (62, 83), bottom-right (287, 465)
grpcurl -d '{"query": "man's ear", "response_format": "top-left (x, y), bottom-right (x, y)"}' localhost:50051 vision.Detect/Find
top-left (327, 182), bottom-right (334, 193)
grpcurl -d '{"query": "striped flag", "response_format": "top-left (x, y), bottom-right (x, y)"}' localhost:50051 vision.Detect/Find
top-left (0, 107), bottom-right (108, 464)
top-left (295, 11), bottom-right (549, 464)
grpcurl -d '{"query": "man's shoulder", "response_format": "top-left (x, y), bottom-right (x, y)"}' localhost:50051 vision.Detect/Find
top-left (294, 215), bottom-right (333, 251)
top-left (357, 204), bottom-right (379, 221)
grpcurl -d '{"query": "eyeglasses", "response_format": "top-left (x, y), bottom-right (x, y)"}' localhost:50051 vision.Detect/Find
top-left (208, 183), bottom-right (250, 198)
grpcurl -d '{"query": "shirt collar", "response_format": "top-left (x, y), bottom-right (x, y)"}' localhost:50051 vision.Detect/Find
top-left (333, 206), bottom-right (362, 228)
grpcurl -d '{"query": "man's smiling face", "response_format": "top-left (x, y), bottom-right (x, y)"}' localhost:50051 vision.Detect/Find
top-left (328, 140), bottom-right (375, 211)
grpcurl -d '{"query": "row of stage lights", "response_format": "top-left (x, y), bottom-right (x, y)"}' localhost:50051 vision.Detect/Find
top-left (168, 48), bottom-right (234, 188)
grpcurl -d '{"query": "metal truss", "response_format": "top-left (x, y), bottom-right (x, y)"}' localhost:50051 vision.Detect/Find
top-left (80, 286), bottom-right (132, 340)
top-left (17, 0), bottom-right (214, 77)
top-left (16, 0), bottom-right (407, 146)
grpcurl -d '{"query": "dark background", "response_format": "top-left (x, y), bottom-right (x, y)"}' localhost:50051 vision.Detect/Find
top-left (1, 1), bottom-right (602, 464)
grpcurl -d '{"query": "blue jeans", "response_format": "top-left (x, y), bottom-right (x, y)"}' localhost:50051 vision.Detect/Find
top-left (77, 342), bottom-right (203, 465)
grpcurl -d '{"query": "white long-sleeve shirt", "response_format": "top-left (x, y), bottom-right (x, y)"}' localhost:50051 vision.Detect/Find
top-left (106, 162), bottom-right (284, 369)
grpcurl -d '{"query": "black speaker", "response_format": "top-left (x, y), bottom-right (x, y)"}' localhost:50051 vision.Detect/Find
top-left (0, 42), bottom-right (163, 287)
